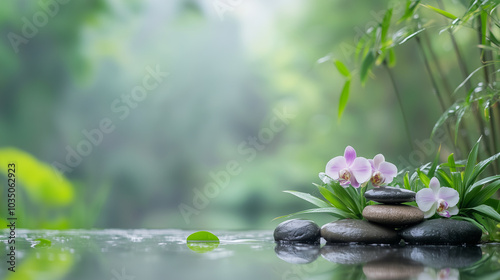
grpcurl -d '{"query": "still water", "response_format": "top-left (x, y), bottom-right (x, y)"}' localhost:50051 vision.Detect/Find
top-left (1, 230), bottom-right (499, 280)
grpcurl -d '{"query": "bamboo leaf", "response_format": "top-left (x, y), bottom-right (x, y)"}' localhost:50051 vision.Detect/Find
top-left (360, 52), bottom-right (375, 85)
top-left (338, 80), bottom-right (351, 121)
top-left (463, 138), bottom-right (481, 187)
top-left (283, 191), bottom-right (331, 208)
top-left (334, 60), bottom-right (351, 78)
top-left (381, 8), bottom-right (393, 44)
top-left (399, 0), bottom-right (421, 22)
top-left (387, 48), bottom-right (396, 67)
top-left (420, 4), bottom-right (458, 20)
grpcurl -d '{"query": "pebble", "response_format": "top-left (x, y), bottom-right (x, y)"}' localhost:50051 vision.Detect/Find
top-left (362, 205), bottom-right (424, 226)
top-left (398, 219), bottom-right (482, 244)
top-left (364, 186), bottom-right (416, 204)
top-left (321, 219), bottom-right (400, 244)
top-left (274, 219), bottom-right (321, 243)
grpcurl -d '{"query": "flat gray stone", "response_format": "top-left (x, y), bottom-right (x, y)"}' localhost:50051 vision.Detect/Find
top-left (362, 205), bottom-right (424, 226)
top-left (399, 219), bottom-right (482, 245)
top-left (274, 219), bottom-right (320, 243)
top-left (364, 186), bottom-right (416, 204)
top-left (321, 219), bottom-right (400, 244)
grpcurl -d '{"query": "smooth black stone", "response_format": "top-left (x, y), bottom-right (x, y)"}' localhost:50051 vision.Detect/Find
top-left (364, 186), bottom-right (416, 204)
top-left (321, 219), bottom-right (400, 244)
top-left (274, 219), bottom-right (320, 243)
top-left (321, 245), bottom-right (395, 265)
top-left (274, 243), bottom-right (320, 264)
top-left (399, 219), bottom-right (482, 245)
top-left (402, 246), bottom-right (482, 268)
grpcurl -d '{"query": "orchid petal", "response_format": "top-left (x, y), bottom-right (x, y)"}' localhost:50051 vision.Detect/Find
top-left (325, 156), bottom-right (346, 179)
top-left (423, 204), bottom-right (437, 218)
top-left (319, 172), bottom-right (332, 184)
top-left (350, 157), bottom-right (372, 183)
top-left (416, 188), bottom-right (436, 212)
top-left (429, 177), bottom-right (440, 193)
top-left (344, 146), bottom-right (356, 166)
top-left (447, 206), bottom-right (459, 216)
top-left (437, 187), bottom-right (460, 207)
top-left (368, 159), bottom-right (375, 171)
top-left (378, 161), bottom-right (398, 178)
top-left (373, 154), bottom-right (385, 169)
top-left (350, 176), bottom-right (360, 188)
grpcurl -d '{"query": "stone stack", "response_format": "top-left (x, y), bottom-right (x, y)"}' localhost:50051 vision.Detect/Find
top-left (276, 187), bottom-right (483, 245)
top-left (362, 186), bottom-right (423, 227)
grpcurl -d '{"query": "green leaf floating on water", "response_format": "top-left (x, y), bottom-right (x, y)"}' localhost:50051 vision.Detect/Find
top-left (186, 231), bottom-right (219, 253)
top-left (32, 238), bottom-right (51, 248)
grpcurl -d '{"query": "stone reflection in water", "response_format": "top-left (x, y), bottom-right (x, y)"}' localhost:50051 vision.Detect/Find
top-left (274, 243), bottom-right (321, 264)
top-left (362, 257), bottom-right (424, 280)
top-left (320, 245), bottom-right (396, 265)
top-left (404, 246), bottom-right (482, 268)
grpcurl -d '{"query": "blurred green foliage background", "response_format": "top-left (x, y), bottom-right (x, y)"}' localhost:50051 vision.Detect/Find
top-left (0, 0), bottom-right (492, 229)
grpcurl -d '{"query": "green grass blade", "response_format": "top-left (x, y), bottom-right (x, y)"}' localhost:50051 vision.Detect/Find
top-left (283, 190), bottom-right (331, 208)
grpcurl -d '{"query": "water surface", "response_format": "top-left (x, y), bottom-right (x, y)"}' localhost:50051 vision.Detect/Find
top-left (1, 230), bottom-right (499, 279)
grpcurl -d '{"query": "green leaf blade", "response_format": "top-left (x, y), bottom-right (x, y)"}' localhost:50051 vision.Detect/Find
top-left (283, 190), bottom-right (331, 208)
top-left (334, 60), bottom-right (351, 78)
top-left (338, 80), bottom-right (351, 120)
top-left (360, 52), bottom-right (375, 85)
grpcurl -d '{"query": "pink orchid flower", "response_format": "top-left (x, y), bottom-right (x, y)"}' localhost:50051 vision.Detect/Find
top-left (368, 154), bottom-right (398, 187)
top-left (416, 177), bottom-right (459, 218)
top-left (325, 146), bottom-right (371, 188)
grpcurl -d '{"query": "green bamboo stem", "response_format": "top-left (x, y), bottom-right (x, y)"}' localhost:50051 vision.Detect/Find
top-left (415, 35), bottom-right (460, 153)
top-left (384, 62), bottom-right (415, 151)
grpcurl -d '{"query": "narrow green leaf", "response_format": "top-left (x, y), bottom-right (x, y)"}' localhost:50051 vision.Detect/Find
top-left (436, 169), bottom-right (453, 188)
top-left (334, 60), bottom-right (351, 78)
top-left (283, 190), bottom-right (331, 208)
top-left (420, 4), bottom-right (458, 20)
top-left (463, 138), bottom-right (481, 187)
top-left (360, 52), bottom-right (375, 85)
top-left (338, 80), bottom-right (351, 120)
top-left (273, 207), bottom-right (356, 221)
top-left (387, 48), bottom-right (396, 67)
top-left (399, 0), bottom-right (421, 22)
top-left (454, 107), bottom-right (466, 144)
top-left (488, 32), bottom-right (500, 47)
top-left (417, 169), bottom-right (430, 187)
top-left (381, 8), bottom-right (393, 44)
top-left (329, 181), bottom-right (358, 213)
top-left (318, 186), bottom-right (349, 212)
top-left (448, 153), bottom-right (457, 172)
top-left (468, 180), bottom-right (500, 207)
top-left (403, 172), bottom-right (411, 190)
top-left (454, 65), bottom-right (489, 94)
top-left (467, 151), bottom-right (500, 186)
top-left (469, 205), bottom-right (500, 222)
